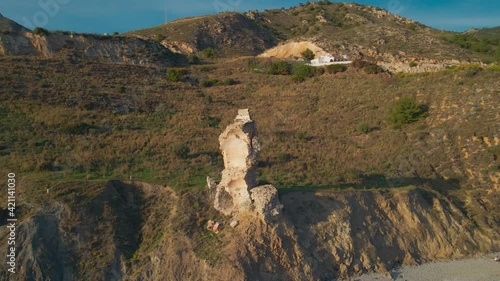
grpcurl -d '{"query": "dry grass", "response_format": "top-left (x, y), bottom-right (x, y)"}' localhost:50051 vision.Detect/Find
top-left (0, 57), bottom-right (498, 202)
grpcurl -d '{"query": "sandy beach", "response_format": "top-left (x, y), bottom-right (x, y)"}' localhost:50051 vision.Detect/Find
top-left (353, 253), bottom-right (500, 281)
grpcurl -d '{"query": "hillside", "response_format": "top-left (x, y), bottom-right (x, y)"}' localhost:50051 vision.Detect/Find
top-left (444, 26), bottom-right (500, 63)
top-left (0, 1), bottom-right (499, 279)
top-left (126, 1), bottom-right (498, 69)
top-left (0, 13), bottom-right (28, 33)
top-left (0, 56), bottom-right (498, 279)
top-left (1, 180), bottom-right (497, 280)
top-left (126, 12), bottom-right (278, 57)
top-left (0, 16), bottom-right (185, 67)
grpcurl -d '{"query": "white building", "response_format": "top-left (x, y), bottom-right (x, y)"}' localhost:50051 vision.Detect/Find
top-left (309, 54), bottom-right (352, 67)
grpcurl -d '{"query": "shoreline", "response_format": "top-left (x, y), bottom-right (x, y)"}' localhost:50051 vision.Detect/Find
top-left (352, 253), bottom-right (500, 281)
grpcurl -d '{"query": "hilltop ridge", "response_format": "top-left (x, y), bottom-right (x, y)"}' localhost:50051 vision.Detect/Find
top-left (127, 1), bottom-right (498, 66)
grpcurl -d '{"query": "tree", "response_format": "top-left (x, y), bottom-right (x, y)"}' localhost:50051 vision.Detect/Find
top-left (301, 48), bottom-right (315, 61)
top-left (386, 97), bottom-right (428, 129)
top-left (33, 27), bottom-right (49, 36)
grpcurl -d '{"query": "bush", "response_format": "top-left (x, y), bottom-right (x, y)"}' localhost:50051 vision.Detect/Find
top-left (357, 122), bottom-right (371, 134)
top-left (187, 54), bottom-right (201, 64)
top-left (268, 61), bottom-right (292, 75)
top-left (206, 116), bottom-right (221, 128)
top-left (174, 144), bottom-right (190, 159)
top-left (409, 61), bottom-right (418, 67)
top-left (364, 65), bottom-right (384, 74)
top-left (326, 64), bottom-right (347, 74)
top-left (386, 97), bottom-right (428, 129)
top-left (33, 27), bottom-right (49, 36)
top-left (202, 48), bottom-right (217, 59)
top-left (460, 64), bottom-right (483, 77)
top-left (301, 48), bottom-right (315, 61)
top-left (292, 64), bottom-right (316, 79)
top-left (167, 68), bottom-right (187, 82)
top-left (60, 123), bottom-right (96, 135)
top-left (200, 79), bottom-right (219, 87)
top-left (487, 64), bottom-right (500, 71)
top-left (222, 78), bottom-right (238, 85)
top-left (278, 153), bottom-right (293, 162)
top-left (291, 75), bottom-right (305, 83)
top-left (200, 78), bottom-right (236, 87)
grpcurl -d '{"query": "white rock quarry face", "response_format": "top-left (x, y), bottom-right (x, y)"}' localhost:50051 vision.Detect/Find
top-left (209, 109), bottom-right (283, 222)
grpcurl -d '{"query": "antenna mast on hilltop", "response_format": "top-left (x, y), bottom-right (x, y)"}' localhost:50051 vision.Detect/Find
top-left (164, 1), bottom-right (168, 23)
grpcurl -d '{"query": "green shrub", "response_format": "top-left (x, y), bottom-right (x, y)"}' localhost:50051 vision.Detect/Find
top-left (60, 123), bottom-right (96, 135)
top-left (357, 122), bottom-right (371, 134)
top-left (200, 78), bottom-right (222, 87)
top-left (187, 54), bottom-right (201, 64)
top-left (292, 64), bottom-right (316, 79)
top-left (200, 78), bottom-right (237, 87)
top-left (167, 68), bottom-right (187, 82)
top-left (301, 48), bottom-right (315, 61)
top-left (222, 78), bottom-right (238, 85)
top-left (326, 64), bottom-right (347, 74)
top-left (268, 61), bottom-right (292, 75)
top-left (291, 75), bottom-right (305, 83)
top-left (202, 48), bottom-right (217, 59)
top-left (487, 64), bottom-right (500, 71)
top-left (206, 116), bottom-right (221, 128)
top-left (199, 65), bottom-right (216, 72)
top-left (487, 145), bottom-right (500, 158)
top-left (278, 153), bottom-right (293, 162)
top-left (33, 27), bottom-right (49, 36)
top-left (409, 61), bottom-right (418, 67)
top-left (459, 64), bottom-right (483, 77)
top-left (174, 144), bottom-right (190, 159)
top-left (386, 97), bottom-right (428, 129)
top-left (364, 65), bottom-right (384, 74)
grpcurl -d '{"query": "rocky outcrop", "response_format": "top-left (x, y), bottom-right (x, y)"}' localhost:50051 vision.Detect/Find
top-left (209, 109), bottom-right (282, 222)
top-left (127, 12), bottom-right (279, 57)
top-left (250, 185), bottom-right (282, 222)
top-left (0, 16), bottom-right (184, 67)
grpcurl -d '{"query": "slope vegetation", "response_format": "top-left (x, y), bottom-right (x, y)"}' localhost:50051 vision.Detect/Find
top-left (125, 1), bottom-right (496, 65)
top-left (127, 12), bottom-right (278, 57)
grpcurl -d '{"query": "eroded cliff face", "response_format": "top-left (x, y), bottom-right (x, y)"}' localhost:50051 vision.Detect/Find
top-left (0, 30), bottom-right (182, 67)
top-left (1, 180), bottom-right (498, 281)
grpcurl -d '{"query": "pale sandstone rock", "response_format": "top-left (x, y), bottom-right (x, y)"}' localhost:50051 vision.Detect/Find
top-left (209, 109), bottom-right (282, 223)
top-left (230, 220), bottom-right (239, 228)
top-left (250, 185), bottom-right (283, 222)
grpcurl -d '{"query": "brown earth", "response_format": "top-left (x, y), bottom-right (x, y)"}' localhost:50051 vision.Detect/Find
top-left (1, 180), bottom-right (497, 280)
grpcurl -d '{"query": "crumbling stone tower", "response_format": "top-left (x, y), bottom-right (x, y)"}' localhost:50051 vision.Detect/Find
top-left (208, 109), bottom-right (282, 222)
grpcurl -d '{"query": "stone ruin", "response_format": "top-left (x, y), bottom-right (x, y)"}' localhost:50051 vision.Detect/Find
top-left (207, 109), bottom-right (283, 223)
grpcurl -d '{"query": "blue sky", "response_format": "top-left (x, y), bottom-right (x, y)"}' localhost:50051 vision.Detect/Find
top-left (1, 0), bottom-right (499, 34)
